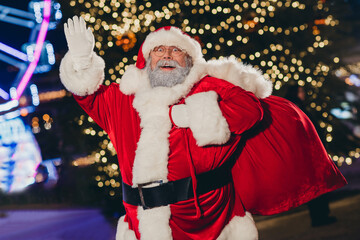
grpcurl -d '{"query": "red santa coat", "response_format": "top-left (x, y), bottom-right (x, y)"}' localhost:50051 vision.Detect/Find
top-left (74, 74), bottom-right (264, 239)
top-left (60, 50), bottom-right (346, 239)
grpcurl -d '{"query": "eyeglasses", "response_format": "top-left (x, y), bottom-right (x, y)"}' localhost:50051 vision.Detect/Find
top-left (152, 46), bottom-right (185, 57)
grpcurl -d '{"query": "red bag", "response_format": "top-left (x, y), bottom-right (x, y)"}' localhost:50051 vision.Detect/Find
top-left (232, 96), bottom-right (347, 215)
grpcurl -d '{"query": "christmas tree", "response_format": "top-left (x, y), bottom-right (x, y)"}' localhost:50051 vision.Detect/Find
top-left (61, 0), bottom-right (359, 205)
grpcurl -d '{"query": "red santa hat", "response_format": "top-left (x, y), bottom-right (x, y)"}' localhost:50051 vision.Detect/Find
top-left (135, 26), bottom-right (203, 69)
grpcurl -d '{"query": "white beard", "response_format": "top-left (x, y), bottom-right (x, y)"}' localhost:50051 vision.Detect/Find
top-left (147, 58), bottom-right (192, 88)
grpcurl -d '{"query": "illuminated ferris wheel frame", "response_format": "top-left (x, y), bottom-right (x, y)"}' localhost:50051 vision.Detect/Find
top-left (0, 0), bottom-right (51, 113)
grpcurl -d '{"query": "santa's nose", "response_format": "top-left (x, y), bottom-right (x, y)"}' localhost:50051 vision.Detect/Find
top-left (162, 50), bottom-right (173, 59)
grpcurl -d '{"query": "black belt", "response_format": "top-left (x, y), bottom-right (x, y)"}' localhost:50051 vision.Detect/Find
top-left (122, 160), bottom-right (233, 209)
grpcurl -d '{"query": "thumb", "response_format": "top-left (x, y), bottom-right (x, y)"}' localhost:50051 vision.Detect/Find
top-left (86, 27), bottom-right (94, 43)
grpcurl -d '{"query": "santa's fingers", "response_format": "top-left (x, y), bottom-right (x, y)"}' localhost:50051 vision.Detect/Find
top-left (79, 16), bottom-right (87, 32)
top-left (72, 16), bottom-right (80, 33)
top-left (67, 18), bottom-right (74, 35)
top-left (64, 23), bottom-right (70, 40)
top-left (85, 27), bottom-right (94, 43)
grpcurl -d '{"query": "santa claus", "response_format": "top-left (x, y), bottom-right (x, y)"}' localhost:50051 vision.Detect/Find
top-left (59, 16), bottom-right (346, 240)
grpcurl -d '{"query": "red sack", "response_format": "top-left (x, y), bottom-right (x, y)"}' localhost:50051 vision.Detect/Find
top-left (232, 95), bottom-right (347, 215)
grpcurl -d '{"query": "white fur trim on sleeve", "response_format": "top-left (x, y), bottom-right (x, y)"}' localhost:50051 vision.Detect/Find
top-left (116, 216), bottom-right (137, 240)
top-left (185, 91), bottom-right (230, 147)
top-left (59, 51), bottom-right (105, 96)
top-left (206, 57), bottom-right (273, 99)
top-left (217, 212), bottom-right (259, 240)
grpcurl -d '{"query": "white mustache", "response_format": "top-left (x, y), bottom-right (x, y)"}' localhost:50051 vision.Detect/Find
top-left (156, 60), bottom-right (179, 68)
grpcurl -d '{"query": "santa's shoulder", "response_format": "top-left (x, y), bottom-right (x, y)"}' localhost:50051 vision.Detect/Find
top-left (204, 57), bottom-right (273, 99)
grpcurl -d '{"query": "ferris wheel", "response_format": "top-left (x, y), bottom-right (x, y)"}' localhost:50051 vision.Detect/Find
top-left (0, 0), bottom-right (62, 193)
top-left (0, 0), bottom-right (62, 117)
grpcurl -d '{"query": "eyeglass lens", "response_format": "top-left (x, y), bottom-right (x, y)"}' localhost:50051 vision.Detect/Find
top-left (153, 46), bottom-right (184, 57)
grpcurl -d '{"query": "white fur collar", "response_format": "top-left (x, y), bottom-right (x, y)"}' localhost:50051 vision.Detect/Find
top-left (129, 60), bottom-right (208, 186)
top-left (126, 60), bottom-right (207, 240)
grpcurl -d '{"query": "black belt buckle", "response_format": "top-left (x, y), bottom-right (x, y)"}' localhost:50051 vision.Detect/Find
top-left (137, 180), bottom-right (164, 210)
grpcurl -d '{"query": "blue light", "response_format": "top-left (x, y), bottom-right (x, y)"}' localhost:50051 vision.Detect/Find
top-left (0, 100), bottom-right (19, 112)
top-left (30, 84), bottom-right (38, 94)
top-left (0, 42), bottom-right (28, 61)
top-left (54, 3), bottom-right (61, 10)
top-left (55, 10), bottom-right (62, 20)
top-left (30, 84), bottom-right (40, 106)
top-left (0, 110), bottom-right (20, 122)
top-left (46, 43), bottom-right (55, 65)
top-left (0, 88), bottom-right (10, 100)
top-left (26, 44), bottom-right (35, 62)
top-left (0, 117), bottom-right (42, 193)
top-left (22, 41), bottom-right (55, 73)
top-left (349, 74), bottom-right (360, 87)
top-left (28, 0), bottom-right (63, 30)
top-left (330, 108), bottom-right (353, 119)
top-left (10, 87), bottom-right (18, 100)
top-left (32, 1), bottom-right (43, 23)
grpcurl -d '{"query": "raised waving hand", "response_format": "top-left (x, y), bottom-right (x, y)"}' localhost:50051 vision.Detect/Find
top-left (64, 16), bottom-right (95, 70)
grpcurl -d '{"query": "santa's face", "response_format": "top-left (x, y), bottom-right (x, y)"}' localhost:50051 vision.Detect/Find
top-left (150, 45), bottom-right (187, 71)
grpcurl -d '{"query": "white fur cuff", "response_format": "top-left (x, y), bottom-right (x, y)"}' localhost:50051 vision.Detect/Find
top-left (185, 91), bottom-right (231, 147)
top-left (59, 51), bottom-right (105, 96)
top-left (217, 212), bottom-right (259, 240)
top-left (116, 216), bottom-right (137, 240)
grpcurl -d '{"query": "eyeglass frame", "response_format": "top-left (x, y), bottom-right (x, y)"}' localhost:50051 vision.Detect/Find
top-left (151, 45), bottom-right (186, 57)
